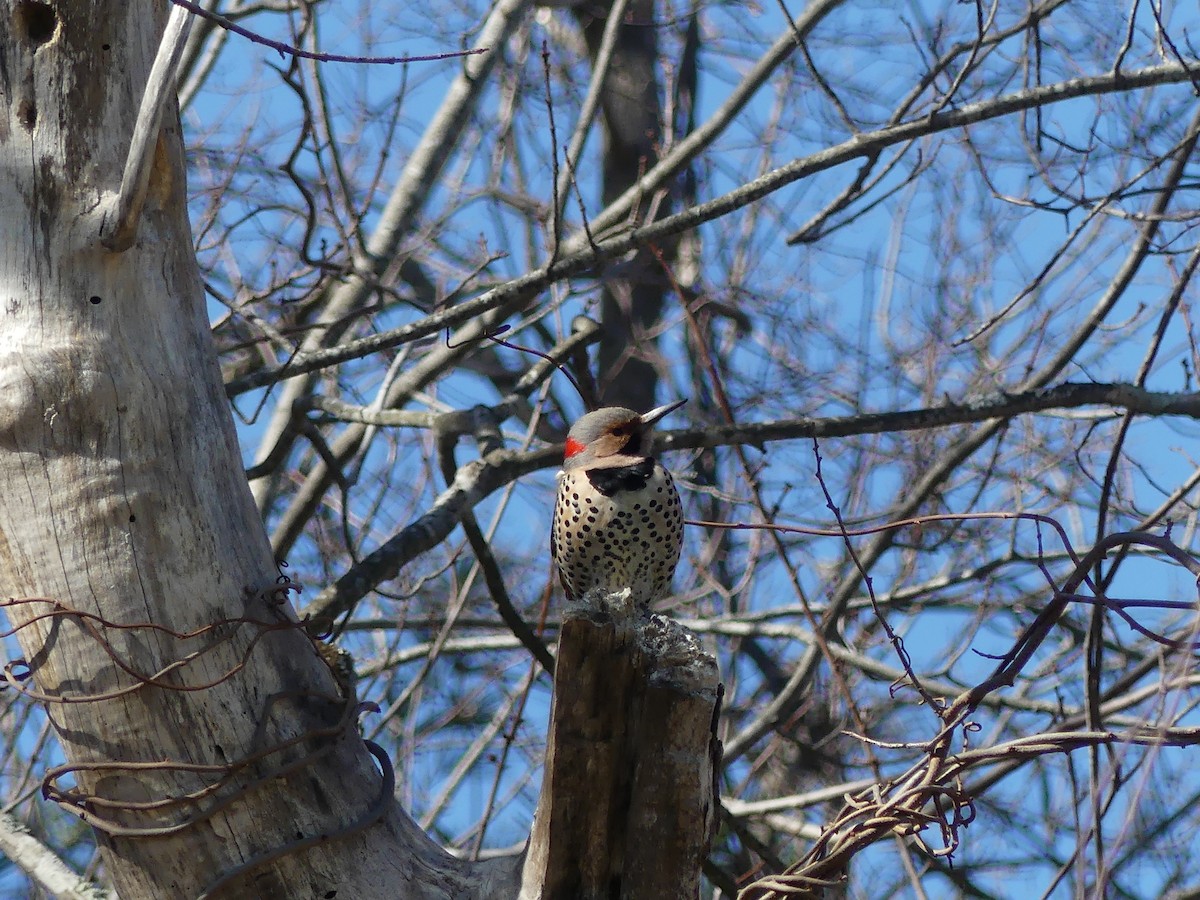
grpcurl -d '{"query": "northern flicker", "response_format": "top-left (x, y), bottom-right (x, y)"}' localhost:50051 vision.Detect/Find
top-left (551, 400), bottom-right (685, 609)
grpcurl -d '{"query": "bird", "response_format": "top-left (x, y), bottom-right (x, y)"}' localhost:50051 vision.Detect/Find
top-left (551, 400), bottom-right (685, 611)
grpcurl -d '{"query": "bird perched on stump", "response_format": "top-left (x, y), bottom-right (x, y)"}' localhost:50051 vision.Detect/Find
top-left (551, 400), bottom-right (685, 610)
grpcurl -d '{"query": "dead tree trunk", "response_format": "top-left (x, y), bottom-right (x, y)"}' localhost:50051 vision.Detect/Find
top-left (0, 0), bottom-right (494, 895)
top-left (522, 600), bottom-right (721, 900)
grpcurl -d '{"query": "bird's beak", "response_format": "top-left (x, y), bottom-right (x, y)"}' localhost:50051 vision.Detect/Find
top-left (639, 398), bottom-right (687, 426)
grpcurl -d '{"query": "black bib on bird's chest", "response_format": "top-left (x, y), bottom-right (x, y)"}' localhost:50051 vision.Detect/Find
top-left (585, 459), bottom-right (656, 496)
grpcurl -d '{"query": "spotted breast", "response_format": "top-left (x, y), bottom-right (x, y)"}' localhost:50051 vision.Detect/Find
top-left (550, 402), bottom-right (685, 609)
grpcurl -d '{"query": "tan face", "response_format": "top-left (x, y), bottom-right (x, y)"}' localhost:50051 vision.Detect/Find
top-left (562, 400), bottom-right (683, 468)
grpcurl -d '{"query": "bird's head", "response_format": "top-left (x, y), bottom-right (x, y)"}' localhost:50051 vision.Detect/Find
top-left (562, 399), bottom-right (685, 470)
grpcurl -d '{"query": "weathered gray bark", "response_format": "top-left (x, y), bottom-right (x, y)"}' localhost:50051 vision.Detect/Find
top-left (521, 599), bottom-right (720, 900)
top-left (0, 1), bottom-right (507, 896)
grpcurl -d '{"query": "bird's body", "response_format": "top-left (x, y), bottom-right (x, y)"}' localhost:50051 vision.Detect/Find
top-left (551, 402), bottom-right (685, 609)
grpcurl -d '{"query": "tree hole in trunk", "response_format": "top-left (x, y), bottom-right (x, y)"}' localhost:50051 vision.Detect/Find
top-left (15, 1), bottom-right (58, 48)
